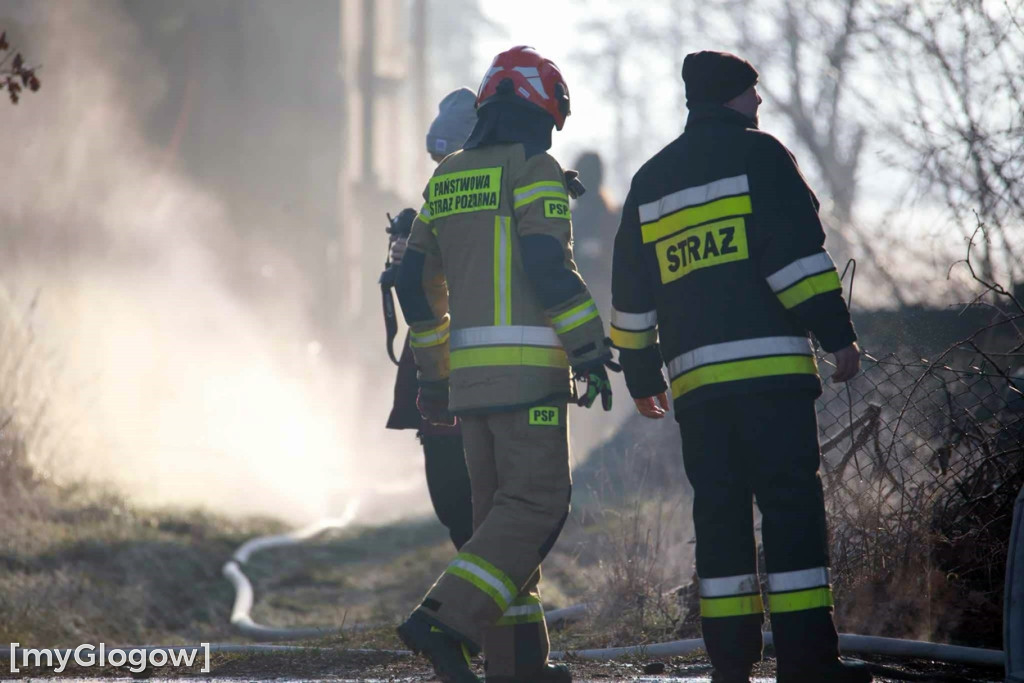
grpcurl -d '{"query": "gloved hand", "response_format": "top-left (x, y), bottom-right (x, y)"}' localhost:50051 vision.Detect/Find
top-left (572, 358), bottom-right (621, 411)
top-left (416, 379), bottom-right (455, 426)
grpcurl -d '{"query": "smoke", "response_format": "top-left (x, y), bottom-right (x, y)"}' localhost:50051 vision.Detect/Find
top-left (0, 1), bottom-right (424, 524)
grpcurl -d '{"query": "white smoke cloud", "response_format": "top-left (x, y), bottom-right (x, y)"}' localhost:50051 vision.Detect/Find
top-left (0, 0), bottom-right (425, 524)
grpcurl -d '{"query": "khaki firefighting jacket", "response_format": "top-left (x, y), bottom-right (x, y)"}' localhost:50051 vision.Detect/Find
top-left (396, 143), bottom-right (609, 413)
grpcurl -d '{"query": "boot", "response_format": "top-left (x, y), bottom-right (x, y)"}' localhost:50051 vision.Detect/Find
top-left (710, 668), bottom-right (752, 683)
top-left (397, 611), bottom-right (481, 683)
top-left (776, 657), bottom-right (873, 683)
top-left (486, 662), bottom-right (571, 683)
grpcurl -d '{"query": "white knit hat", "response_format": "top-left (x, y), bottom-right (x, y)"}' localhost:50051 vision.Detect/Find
top-left (426, 87), bottom-right (478, 155)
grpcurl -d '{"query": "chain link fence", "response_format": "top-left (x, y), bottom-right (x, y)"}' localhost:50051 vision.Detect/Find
top-left (816, 311), bottom-right (1024, 645)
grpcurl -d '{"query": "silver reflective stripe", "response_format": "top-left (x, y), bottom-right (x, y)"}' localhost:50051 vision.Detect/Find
top-left (699, 573), bottom-right (760, 598)
top-left (503, 602), bottom-right (543, 617)
top-left (638, 175), bottom-right (750, 223)
top-left (498, 217), bottom-right (509, 324)
top-left (553, 300), bottom-right (598, 333)
top-left (513, 183), bottom-right (564, 204)
top-left (667, 336), bottom-right (813, 377)
top-left (420, 205), bottom-right (431, 218)
top-left (766, 252), bottom-right (837, 293)
top-left (451, 326), bottom-right (562, 349)
top-left (767, 567), bottom-right (830, 593)
top-left (411, 322), bottom-right (449, 345)
top-left (450, 558), bottom-right (514, 604)
top-left (513, 66), bottom-right (549, 98)
top-left (611, 308), bottom-right (658, 331)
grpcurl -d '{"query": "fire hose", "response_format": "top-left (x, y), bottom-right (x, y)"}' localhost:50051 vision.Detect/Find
top-left (219, 520), bottom-right (1007, 672)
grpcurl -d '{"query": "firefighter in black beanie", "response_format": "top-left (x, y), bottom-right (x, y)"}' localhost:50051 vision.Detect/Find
top-left (611, 50), bottom-right (870, 683)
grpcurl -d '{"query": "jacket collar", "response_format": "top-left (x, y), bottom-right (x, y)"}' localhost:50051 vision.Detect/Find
top-left (463, 99), bottom-right (554, 159)
top-left (685, 103), bottom-right (758, 131)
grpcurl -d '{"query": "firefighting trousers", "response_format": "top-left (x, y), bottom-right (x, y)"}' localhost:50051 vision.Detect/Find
top-left (421, 434), bottom-right (474, 549)
top-left (678, 391), bottom-right (841, 680)
top-left (414, 400), bottom-right (571, 680)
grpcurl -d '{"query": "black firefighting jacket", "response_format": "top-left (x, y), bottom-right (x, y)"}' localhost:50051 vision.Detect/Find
top-left (611, 104), bottom-right (856, 408)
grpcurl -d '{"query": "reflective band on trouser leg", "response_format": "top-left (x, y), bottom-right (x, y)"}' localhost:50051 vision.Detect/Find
top-left (671, 355), bottom-right (818, 397)
top-left (446, 552), bottom-right (518, 612)
top-left (699, 573), bottom-right (764, 619)
top-left (551, 298), bottom-right (599, 334)
top-left (768, 586), bottom-right (834, 613)
top-left (410, 319), bottom-right (450, 348)
top-left (700, 594), bottom-right (765, 618)
top-left (496, 595), bottom-right (544, 626)
top-left (610, 325), bottom-right (657, 349)
top-left (766, 567), bottom-right (830, 594)
top-left (775, 270), bottom-right (842, 309)
top-left (450, 346), bottom-right (569, 370)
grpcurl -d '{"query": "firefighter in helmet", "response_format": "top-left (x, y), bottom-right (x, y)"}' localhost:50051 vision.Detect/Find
top-left (395, 46), bottom-right (615, 683)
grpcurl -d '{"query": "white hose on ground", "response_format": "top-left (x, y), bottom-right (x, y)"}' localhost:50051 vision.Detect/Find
top-left (1007, 482), bottom-right (1024, 682)
top-left (223, 511), bottom-right (359, 641)
top-left (551, 632), bottom-right (1004, 668)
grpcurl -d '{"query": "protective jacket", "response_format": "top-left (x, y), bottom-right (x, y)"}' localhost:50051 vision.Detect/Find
top-left (397, 141), bottom-right (609, 413)
top-left (611, 104), bottom-right (856, 408)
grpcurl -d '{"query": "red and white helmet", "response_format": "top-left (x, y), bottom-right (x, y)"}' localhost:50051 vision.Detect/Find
top-left (475, 46), bottom-right (571, 130)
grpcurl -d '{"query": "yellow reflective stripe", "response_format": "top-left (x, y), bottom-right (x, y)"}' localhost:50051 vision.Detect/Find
top-left (513, 180), bottom-right (568, 209)
top-left (418, 202), bottom-right (432, 224)
top-left (450, 346), bottom-right (569, 370)
top-left (670, 355), bottom-right (818, 397)
top-left (455, 552), bottom-right (518, 600)
top-left (700, 594), bottom-right (764, 618)
top-left (503, 221), bottom-right (512, 325)
top-left (776, 270), bottom-right (842, 309)
top-left (493, 218), bottom-right (501, 325)
top-left (497, 595), bottom-right (544, 625)
top-left (492, 217), bottom-right (512, 326)
top-left (515, 190), bottom-right (568, 210)
top-left (448, 566), bottom-right (510, 612)
top-left (551, 298), bottom-right (599, 333)
top-left (768, 587), bottom-right (834, 613)
top-left (410, 319), bottom-right (450, 348)
top-left (610, 326), bottom-right (657, 350)
top-left (641, 195), bottom-right (752, 244)
top-left (410, 331), bottom-right (450, 348)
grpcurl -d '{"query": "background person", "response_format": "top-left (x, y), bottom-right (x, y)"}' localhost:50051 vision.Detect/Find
top-left (385, 87), bottom-right (478, 550)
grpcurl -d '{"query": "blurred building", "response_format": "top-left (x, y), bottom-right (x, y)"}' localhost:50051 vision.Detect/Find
top-left (123, 0), bottom-right (428, 352)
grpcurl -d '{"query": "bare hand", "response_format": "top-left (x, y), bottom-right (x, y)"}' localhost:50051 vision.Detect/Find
top-left (390, 237), bottom-right (409, 265)
top-left (634, 392), bottom-right (669, 419)
top-left (831, 342), bottom-right (861, 383)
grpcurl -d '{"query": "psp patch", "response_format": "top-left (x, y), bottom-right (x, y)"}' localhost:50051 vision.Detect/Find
top-left (528, 406), bottom-right (560, 426)
top-left (543, 199), bottom-right (571, 219)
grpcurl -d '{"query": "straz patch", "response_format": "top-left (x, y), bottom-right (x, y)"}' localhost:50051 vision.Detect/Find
top-left (528, 406), bottom-right (560, 426)
top-left (655, 217), bottom-right (749, 284)
top-left (427, 167), bottom-right (502, 220)
top-left (543, 199), bottom-right (571, 219)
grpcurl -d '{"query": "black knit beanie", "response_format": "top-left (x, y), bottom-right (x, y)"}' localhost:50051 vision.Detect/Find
top-left (682, 51), bottom-right (759, 106)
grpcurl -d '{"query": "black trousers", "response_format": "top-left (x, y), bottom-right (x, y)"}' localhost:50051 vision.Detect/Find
top-left (421, 433), bottom-right (474, 550)
top-left (678, 391), bottom-right (840, 679)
